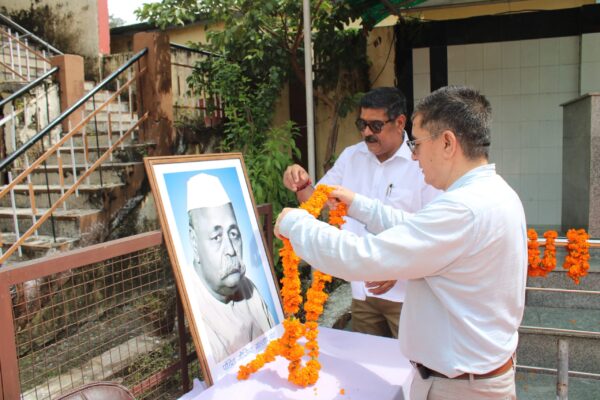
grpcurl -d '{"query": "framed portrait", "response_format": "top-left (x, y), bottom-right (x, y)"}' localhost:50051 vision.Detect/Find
top-left (144, 153), bottom-right (284, 385)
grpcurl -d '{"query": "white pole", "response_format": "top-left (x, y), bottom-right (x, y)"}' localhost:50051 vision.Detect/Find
top-left (302, 0), bottom-right (316, 182)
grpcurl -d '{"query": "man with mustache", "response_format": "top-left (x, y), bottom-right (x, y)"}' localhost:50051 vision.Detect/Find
top-left (276, 86), bottom-right (526, 399)
top-left (283, 87), bottom-right (440, 339)
top-left (187, 173), bottom-right (274, 363)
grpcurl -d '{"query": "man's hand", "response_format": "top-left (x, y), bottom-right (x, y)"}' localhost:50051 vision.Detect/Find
top-left (283, 164), bottom-right (311, 192)
top-left (365, 280), bottom-right (396, 295)
top-left (329, 186), bottom-right (356, 208)
top-left (274, 207), bottom-right (294, 239)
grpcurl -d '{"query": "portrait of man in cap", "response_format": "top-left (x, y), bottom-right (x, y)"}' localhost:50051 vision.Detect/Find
top-left (186, 173), bottom-right (275, 363)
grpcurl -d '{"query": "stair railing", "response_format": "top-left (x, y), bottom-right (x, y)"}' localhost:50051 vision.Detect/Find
top-left (169, 42), bottom-right (223, 125)
top-left (0, 13), bottom-right (62, 82)
top-left (0, 48), bottom-right (149, 264)
top-left (0, 67), bottom-right (60, 159)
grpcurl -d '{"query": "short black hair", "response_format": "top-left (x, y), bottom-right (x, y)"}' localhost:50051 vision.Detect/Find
top-left (359, 87), bottom-right (407, 120)
top-left (413, 85), bottom-right (491, 160)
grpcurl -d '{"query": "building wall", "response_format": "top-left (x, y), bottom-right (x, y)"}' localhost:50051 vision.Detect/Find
top-left (409, 31), bottom-right (600, 231)
top-left (1, 0), bottom-right (108, 57)
top-left (323, 5), bottom-right (600, 231)
top-left (379, 0), bottom-right (595, 24)
top-left (414, 38), bottom-right (578, 229)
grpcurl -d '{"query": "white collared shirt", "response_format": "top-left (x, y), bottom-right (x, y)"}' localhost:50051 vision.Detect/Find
top-left (279, 164), bottom-right (527, 377)
top-left (318, 134), bottom-right (441, 302)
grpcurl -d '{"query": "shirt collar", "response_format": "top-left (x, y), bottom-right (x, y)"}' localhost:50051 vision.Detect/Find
top-left (357, 130), bottom-right (413, 163)
top-left (448, 163), bottom-right (496, 191)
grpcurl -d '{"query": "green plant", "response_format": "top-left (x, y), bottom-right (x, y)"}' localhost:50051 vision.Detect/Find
top-left (136, 0), bottom-right (371, 171)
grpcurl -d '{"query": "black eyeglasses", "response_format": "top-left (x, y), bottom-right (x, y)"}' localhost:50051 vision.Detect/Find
top-left (355, 118), bottom-right (393, 134)
top-left (406, 134), bottom-right (437, 154)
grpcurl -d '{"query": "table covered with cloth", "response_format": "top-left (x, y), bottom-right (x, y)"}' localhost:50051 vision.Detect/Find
top-left (180, 326), bottom-right (414, 399)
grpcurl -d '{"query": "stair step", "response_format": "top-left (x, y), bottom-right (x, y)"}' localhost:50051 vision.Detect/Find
top-left (0, 207), bottom-right (103, 237)
top-left (526, 269), bottom-right (600, 309)
top-left (516, 370), bottom-right (600, 400)
top-left (46, 143), bottom-right (154, 164)
top-left (84, 89), bottom-right (132, 104)
top-left (518, 306), bottom-right (600, 374)
top-left (79, 111), bottom-right (138, 124)
top-left (0, 232), bottom-right (79, 263)
top-left (0, 182), bottom-right (127, 209)
top-left (84, 101), bottom-right (130, 113)
top-left (522, 306), bottom-right (600, 333)
top-left (55, 130), bottom-right (140, 147)
top-left (11, 161), bottom-right (142, 185)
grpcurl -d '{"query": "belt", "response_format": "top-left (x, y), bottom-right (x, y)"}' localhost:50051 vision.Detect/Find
top-left (411, 357), bottom-right (513, 380)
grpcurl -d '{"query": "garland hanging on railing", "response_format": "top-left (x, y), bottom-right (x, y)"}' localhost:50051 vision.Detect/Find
top-left (527, 228), bottom-right (591, 284)
top-left (527, 229), bottom-right (558, 277)
top-left (563, 228), bottom-right (590, 285)
top-left (238, 185), bottom-right (347, 386)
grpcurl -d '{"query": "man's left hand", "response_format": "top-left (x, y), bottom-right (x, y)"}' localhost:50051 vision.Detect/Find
top-left (274, 207), bottom-right (294, 239)
top-left (365, 280), bottom-right (396, 295)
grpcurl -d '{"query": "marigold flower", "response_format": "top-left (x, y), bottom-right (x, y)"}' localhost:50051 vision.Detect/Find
top-left (564, 228), bottom-right (590, 284)
top-left (237, 184), bottom-right (346, 386)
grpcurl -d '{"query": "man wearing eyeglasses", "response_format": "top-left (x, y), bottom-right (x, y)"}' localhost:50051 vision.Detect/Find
top-left (276, 86), bottom-right (526, 399)
top-left (283, 87), bottom-right (440, 339)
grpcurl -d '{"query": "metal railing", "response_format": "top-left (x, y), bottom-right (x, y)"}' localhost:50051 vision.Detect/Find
top-left (0, 204), bottom-right (274, 399)
top-left (0, 13), bottom-right (62, 56)
top-left (169, 43), bottom-right (223, 125)
top-left (0, 48), bottom-right (148, 263)
top-left (518, 240), bottom-right (600, 398)
top-left (0, 13), bottom-right (61, 82)
top-left (0, 67), bottom-right (60, 157)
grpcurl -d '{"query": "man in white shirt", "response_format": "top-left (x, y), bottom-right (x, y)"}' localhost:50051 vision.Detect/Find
top-left (283, 87), bottom-right (440, 339)
top-left (187, 173), bottom-right (274, 363)
top-left (276, 86), bottom-right (526, 399)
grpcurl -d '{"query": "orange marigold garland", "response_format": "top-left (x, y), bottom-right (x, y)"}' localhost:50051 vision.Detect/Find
top-left (237, 185), bottom-right (346, 386)
top-left (527, 229), bottom-right (542, 277)
top-left (563, 228), bottom-right (590, 285)
top-left (527, 228), bottom-right (591, 283)
top-left (527, 229), bottom-right (557, 277)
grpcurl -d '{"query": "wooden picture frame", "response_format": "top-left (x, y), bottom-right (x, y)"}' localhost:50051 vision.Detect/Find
top-left (144, 153), bottom-right (284, 385)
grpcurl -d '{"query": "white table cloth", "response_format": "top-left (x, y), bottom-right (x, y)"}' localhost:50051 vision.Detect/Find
top-left (181, 327), bottom-right (414, 399)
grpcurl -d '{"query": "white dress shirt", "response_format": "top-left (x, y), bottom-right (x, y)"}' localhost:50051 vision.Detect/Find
top-left (318, 136), bottom-right (440, 302)
top-left (190, 267), bottom-right (275, 363)
top-left (279, 164), bottom-right (527, 377)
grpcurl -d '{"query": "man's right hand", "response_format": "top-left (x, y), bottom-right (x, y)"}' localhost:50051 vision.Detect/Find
top-left (329, 186), bottom-right (356, 208)
top-left (283, 164), bottom-right (311, 192)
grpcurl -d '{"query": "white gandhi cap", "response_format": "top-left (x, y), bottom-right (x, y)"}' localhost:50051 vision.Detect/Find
top-left (186, 173), bottom-right (231, 212)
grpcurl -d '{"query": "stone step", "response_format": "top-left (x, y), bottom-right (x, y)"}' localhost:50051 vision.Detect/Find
top-left (0, 182), bottom-right (127, 210)
top-left (0, 207), bottom-right (103, 237)
top-left (84, 89), bottom-right (133, 104)
top-left (11, 162), bottom-right (142, 186)
top-left (53, 129), bottom-right (140, 147)
top-left (526, 272), bottom-right (600, 310)
top-left (84, 101), bottom-right (130, 113)
top-left (516, 370), bottom-right (600, 400)
top-left (0, 232), bottom-right (79, 263)
top-left (77, 110), bottom-right (137, 124)
top-left (45, 143), bottom-right (153, 165)
top-left (517, 306), bottom-right (600, 375)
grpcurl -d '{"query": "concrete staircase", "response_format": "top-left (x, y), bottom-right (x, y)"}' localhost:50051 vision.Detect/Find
top-left (0, 81), bottom-right (153, 262)
top-left (516, 245), bottom-right (600, 398)
top-left (0, 14), bottom-right (57, 85)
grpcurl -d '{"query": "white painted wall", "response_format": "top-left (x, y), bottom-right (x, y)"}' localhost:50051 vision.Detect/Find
top-left (412, 36), bottom-right (590, 230)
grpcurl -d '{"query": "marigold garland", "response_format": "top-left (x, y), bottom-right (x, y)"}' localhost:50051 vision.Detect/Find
top-left (563, 228), bottom-right (590, 285)
top-left (527, 229), bottom-right (542, 277)
top-left (527, 228), bottom-right (590, 284)
top-left (237, 184), bottom-right (346, 386)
